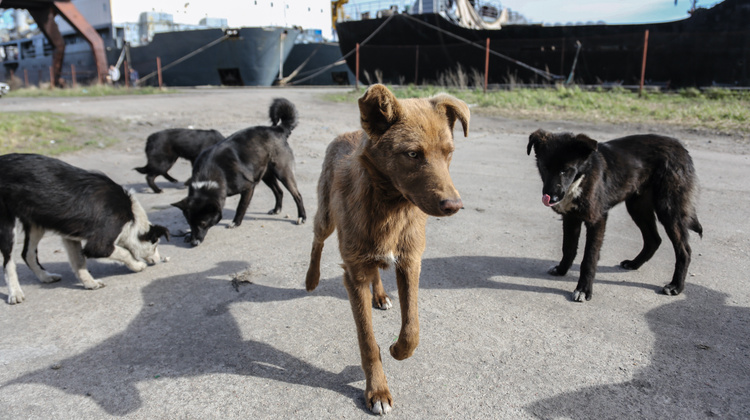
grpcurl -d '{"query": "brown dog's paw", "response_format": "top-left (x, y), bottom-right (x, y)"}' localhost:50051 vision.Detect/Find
top-left (366, 390), bottom-right (393, 415)
top-left (373, 295), bottom-right (392, 310)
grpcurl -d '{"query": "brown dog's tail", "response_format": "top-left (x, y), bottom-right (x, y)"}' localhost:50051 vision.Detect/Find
top-left (690, 214), bottom-right (703, 238)
top-left (270, 98), bottom-right (298, 132)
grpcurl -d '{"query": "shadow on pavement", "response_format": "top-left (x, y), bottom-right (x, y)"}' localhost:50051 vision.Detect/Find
top-left (525, 284), bottom-right (750, 419)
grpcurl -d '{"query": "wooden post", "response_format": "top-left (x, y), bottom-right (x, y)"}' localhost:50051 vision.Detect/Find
top-left (414, 45), bottom-right (419, 85)
top-left (355, 43), bottom-right (360, 90)
top-left (124, 60), bottom-right (129, 88)
top-left (484, 37), bottom-right (490, 93)
top-left (157, 57), bottom-right (163, 89)
top-left (71, 64), bottom-right (77, 88)
top-left (639, 29), bottom-right (649, 97)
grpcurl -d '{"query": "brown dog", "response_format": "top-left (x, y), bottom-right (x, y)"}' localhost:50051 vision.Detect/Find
top-left (305, 84), bottom-right (469, 414)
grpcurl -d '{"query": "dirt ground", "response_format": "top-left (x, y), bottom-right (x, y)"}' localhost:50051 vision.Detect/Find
top-left (1, 87), bottom-right (748, 419)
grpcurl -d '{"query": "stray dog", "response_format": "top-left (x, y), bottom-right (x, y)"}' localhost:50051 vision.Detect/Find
top-left (0, 154), bottom-right (170, 304)
top-left (172, 98), bottom-right (306, 246)
top-left (527, 129), bottom-right (703, 302)
top-left (305, 84), bottom-right (469, 414)
top-left (135, 128), bottom-right (225, 193)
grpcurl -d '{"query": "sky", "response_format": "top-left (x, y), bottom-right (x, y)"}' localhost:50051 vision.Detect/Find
top-left (497, 0), bottom-right (722, 25)
top-left (105, 0), bottom-right (724, 27)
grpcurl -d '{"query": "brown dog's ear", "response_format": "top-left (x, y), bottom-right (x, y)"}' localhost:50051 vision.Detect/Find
top-left (171, 198), bottom-right (188, 211)
top-left (430, 94), bottom-right (470, 137)
top-left (358, 84), bottom-right (403, 138)
top-left (575, 133), bottom-right (599, 152)
top-left (527, 129), bottom-right (549, 155)
top-left (140, 224), bottom-right (171, 244)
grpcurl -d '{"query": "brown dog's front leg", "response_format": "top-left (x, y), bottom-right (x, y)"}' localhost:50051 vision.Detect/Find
top-left (344, 266), bottom-right (393, 415)
top-left (390, 259), bottom-right (420, 360)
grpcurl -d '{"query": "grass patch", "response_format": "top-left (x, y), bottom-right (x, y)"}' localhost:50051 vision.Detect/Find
top-left (0, 111), bottom-right (119, 155)
top-left (5, 84), bottom-right (175, 98)
top-left (325, 86), bottom-right (750, 136)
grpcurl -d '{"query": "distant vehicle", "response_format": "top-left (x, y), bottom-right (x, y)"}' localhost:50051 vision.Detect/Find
top-left (0, 82), bottom-right (9, 97)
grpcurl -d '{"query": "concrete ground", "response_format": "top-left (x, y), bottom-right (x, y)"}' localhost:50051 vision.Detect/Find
top-left (0, 87), bottom-right (748, 419)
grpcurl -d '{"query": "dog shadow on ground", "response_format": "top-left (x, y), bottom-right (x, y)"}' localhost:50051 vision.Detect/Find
top-left (2, 260), bottom-right (364, 415)
top-left (525, 284), bottom-right (750, 419)
top-left (416, 256), bottom-right (661, 299)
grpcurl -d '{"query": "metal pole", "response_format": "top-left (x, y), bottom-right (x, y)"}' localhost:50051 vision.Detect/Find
top-left (71, 64), bottom-right (76, 88)
top-left (157, 57), bottom-right (163, 89)
top-left (639, 29), bottom-right (649, 97)
top-left (484, 38), bottom-right (490, 93)
top-left (49, 67), bottom-right (54, 89)
top-left (355, 43), bottom-right (360, 89)
top-left (24, 69), bottom-right (29, 87)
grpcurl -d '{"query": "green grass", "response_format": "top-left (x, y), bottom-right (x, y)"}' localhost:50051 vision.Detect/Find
top-left (0, 112), bottom-right (118, 155)
top-left (325, 85), bottom-right (750, 136)
top-left (4, 84), bottom-right (175, 98)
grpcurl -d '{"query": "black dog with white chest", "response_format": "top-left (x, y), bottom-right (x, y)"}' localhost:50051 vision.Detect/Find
top-left (172, 98), bottom-right (306, 246)
top-left (0, 154), bottom-right (170, 304)
top-left (527, 129), bottom-right (702, 302)
top-left (135, 128), bottom-right (225, 193)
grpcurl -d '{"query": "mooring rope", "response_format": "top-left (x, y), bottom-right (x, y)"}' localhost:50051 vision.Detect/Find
top-left (288, 12), bottom-right (564, 85)
top-left (135, 34), bottom-right (230, 86)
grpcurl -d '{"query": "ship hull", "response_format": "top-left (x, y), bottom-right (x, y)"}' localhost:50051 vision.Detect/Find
top-left (336, 0), bottom-right (750, 87)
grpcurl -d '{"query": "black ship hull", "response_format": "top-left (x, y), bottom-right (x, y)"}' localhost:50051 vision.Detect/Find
top-left (336, 0), bottom-right (750, 88)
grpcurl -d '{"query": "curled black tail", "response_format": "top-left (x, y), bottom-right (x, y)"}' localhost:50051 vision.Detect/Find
top-left (269, 98), bottom-right (298, 132)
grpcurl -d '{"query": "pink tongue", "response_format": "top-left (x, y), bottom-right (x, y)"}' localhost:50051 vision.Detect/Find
top-left (542, 194), bottom-right (552, 207)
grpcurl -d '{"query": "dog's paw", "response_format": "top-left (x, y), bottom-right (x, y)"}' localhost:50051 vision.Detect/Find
top-left (374, 296), bottom-right (392, 310)
top-left (128, 261), bottom-right (148, 272)
top-left (296, 217), bottom-right (306, 225)
top-left (40, 272), bottom-right (62, 283)
top-left (84, 279), bottom-right (105, 290)
top-left (366, 390), bottom-right (393, 415)
top-left (7, 290), bottom-right (25, 304)
top-left (572, 289), bottom-right (591, 302)
top-left (267, 208), bottom-right (281, 215)
top-left (226, 222), bottom-right (238, 229)
top-left (547, 265), bottom-right (566, 276)
top-left (662, 283), bottom-right (683, 296)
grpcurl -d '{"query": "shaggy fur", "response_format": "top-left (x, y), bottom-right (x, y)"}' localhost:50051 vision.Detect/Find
top-left (172, 98), bottom-right (306, 246)
top-left (0, 154), bottom-right (169, 304)
top-left (305, 84), bottom-right (470, 414)
top-left (527, 129), bottom-right (703, 302)
top-left (135, 128), bottom-right (225, 193)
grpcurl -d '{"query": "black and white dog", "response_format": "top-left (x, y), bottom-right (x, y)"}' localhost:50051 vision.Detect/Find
top-left (527, 129), bottom-right (702, 302)
top-left (172, 98), bottom-right (306, 246)
top-left (135, 128), bottom-right (225, 193)
top-left (0, 154), bottom-right (170, 304)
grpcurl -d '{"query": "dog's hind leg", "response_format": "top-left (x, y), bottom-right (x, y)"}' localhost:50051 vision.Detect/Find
top-left (344, 265), bottom-right (393, 415)
top-left (274, 167), bottom-right (307, 224)
top-left (21, 224), bottom-right (62, 283)
top-left (1, 220), bottom-right (24, 304)
top-left (145, 173), bottom-right (163, 194)
top-left (549, 214), bottom-right (582, 276)
top-left (573, 217), bottom-right (607, 302)
top-left (63, 239), bottom-right (104, 290)
top-left (262, 172), bottom-right (284, 215)
top-left (621, 194), bottom-right (661, 270)
top-left (371, 270), bottom-right (392, 310)
top-left (305, 207), bottom-right (335, 292)
top-left (389, 257), bottom-right (421, 360)
top-left (657, 215), bottom-right (692, 296)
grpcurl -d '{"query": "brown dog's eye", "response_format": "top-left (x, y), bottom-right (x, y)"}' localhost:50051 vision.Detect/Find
top-left (407, 151), bottom-right (418, 158)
